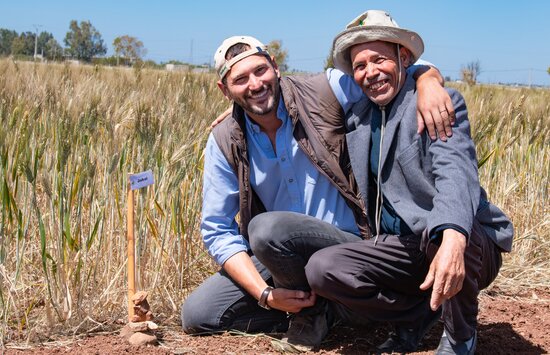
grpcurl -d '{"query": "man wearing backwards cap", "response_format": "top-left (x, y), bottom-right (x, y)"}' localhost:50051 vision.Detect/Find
top-left (305, 10), bottom-right (513, 354)
top-left (181, 34), bottom-right (452, 351)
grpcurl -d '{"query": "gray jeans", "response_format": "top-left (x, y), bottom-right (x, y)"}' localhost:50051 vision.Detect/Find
top-left (181, 211), bottom-right (362, 334)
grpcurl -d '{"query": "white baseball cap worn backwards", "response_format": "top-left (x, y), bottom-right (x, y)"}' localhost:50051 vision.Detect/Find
top-left (214, 35), bottom-right (270, 79)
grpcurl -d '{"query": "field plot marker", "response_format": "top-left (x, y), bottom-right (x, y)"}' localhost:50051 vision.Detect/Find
top-left (127, 170), bottom-right (154, 321)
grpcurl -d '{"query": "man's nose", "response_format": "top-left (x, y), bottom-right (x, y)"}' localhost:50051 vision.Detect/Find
top-left (248, 75), bottom-right (262, 90)
top-left (365, 62), bottom-right (379, 78)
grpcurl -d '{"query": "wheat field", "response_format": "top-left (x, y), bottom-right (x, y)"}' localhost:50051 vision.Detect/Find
top-left (0, 59), bottom-right (548, 343)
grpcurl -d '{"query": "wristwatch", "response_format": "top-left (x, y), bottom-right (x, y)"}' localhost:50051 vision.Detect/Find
top-left (258, 286), bottom-right (274, 310)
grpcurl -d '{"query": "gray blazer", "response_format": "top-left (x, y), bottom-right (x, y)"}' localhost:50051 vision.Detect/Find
top-left (345, 75), bottom-right (513, 252)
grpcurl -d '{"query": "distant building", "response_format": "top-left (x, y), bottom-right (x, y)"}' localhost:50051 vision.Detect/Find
top-left (165, 64), bottom-right (190, 71)
top-left (192, 66), bottom-right (209, 73)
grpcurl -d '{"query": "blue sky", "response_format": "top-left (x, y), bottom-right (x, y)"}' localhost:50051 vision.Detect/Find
top-left (2, 0), bottom-right (549, 86)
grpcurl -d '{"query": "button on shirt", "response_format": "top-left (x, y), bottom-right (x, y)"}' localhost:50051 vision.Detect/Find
top-left (202, 97), bottom-right (360, 265)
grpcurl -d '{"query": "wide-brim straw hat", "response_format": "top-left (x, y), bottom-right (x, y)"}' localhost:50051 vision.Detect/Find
top-left (332, 10), bottom-right (424, 75)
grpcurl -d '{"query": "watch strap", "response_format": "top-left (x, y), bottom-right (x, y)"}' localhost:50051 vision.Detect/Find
top-left (258, 286), bottom-right (274, 310)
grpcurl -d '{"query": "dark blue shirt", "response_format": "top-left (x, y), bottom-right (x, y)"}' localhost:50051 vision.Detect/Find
top-left (369, 103), bottom-right (413, 235)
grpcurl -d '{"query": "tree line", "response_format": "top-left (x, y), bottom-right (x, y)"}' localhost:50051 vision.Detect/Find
top-left (0, 20), bottom-right (292, 71)
top-left (0, 20), bottom-right (146, 65)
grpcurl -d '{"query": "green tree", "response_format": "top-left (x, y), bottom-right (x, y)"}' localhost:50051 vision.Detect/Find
top-left (92, 55), bottom-right (119, 66)
top-left (44, 37), bottom-right (63, 60)
top-left (267, 40), bottom-right (288, 72)
top-left (547, 66), bottom-right (550, 75)
top-left (0, 28), bottom-right (18, 56)
top-left (113, 35), bottom-right (146, 65)
top-left (34, 31), bottom-right (62, 60)
top-left (64, 20), bottom-right (107, 62)
top-left (11, 31), bottom-right (35, 56)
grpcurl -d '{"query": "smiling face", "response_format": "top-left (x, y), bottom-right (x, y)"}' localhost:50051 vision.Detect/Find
top-left (218, 53), bottom-right (280, 119)
top-left (350, 40), bottom-right (411, 106)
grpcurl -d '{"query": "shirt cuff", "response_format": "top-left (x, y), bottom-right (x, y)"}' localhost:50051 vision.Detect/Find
top-left (430, 224), bottom-right (469, 246)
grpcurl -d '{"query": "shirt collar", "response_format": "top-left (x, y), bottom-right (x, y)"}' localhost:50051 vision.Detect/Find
top-left (244, 97), bottom-right (288, 134)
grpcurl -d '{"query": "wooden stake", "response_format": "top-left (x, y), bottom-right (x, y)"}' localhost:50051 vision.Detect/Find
top-left (127, 182), bottom-right (136, 322)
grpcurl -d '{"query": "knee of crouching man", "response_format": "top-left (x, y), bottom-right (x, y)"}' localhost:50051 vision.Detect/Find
top-left (248, 212), bottom-right (289, 256)
top-left (305, 250), bottom-right (332, 293)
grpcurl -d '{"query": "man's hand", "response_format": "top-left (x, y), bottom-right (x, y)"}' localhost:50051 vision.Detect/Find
top-left (420, 229), bottom-right (467, 310)
top-left (222, 252), bottom-right (315, 314)
top-left (211, 106), bottom-right (232, 128)
top-left (267, 288), bottom-right (316, 313)
top-left (415, 67), bottom-right (455, 141)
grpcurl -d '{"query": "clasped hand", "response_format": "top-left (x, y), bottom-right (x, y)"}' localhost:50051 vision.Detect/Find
top-left (267, 288), bottom-right (316, 313)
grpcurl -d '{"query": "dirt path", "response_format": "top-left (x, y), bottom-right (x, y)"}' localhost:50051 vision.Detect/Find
top-left (4, 290), bottom-right (549, 354)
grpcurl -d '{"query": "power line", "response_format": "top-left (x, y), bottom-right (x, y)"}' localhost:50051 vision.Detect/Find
top-left (440, 68), bottom-right (547, 73)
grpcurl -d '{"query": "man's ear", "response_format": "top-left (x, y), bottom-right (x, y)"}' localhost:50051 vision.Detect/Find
top-left (400, 47), bottom-right (413, 67)
top-left (217, 80), bottom-right (232, 100)
top-left (270, 55), bottom-right (281, 78)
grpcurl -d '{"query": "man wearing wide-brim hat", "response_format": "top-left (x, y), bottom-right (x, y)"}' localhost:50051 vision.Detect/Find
top-left (305, 10), bottom-right (513, 355)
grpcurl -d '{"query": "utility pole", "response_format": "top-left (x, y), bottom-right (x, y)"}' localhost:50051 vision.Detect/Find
top-left (33, 24), bottom-right (42, 61)
top-left (190, 39), bottom-right (193, 66)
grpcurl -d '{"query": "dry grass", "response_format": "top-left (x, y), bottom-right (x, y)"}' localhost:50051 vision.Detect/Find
top-left (0, 60), bottom-right (548, 343)
top-left (452, 83), bottom-right (550, 291)
top-left (0, 60), bottom-right (226, 342)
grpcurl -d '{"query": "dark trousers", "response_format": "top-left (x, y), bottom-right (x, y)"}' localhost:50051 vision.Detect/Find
top-left (181, 211), bottom-right (362, 334)
top-left (305, 220), bottom-right (502, 342)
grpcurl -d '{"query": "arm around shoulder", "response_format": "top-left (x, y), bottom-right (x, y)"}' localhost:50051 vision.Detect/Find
top-left (414, 65), bottom-right (456, 141)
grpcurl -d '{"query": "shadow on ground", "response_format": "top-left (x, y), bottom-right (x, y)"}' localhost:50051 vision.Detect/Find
top-left (319, 320), bottom-right (545, 354)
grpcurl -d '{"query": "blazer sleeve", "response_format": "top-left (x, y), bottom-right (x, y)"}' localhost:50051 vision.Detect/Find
top-left (426, 89), bottom-right (480, 239)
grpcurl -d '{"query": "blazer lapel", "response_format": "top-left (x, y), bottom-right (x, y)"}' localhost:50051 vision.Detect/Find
top-left (346, 124), bottom-right (371, 202)
top-left (379, 76), bottom-right (415, 170)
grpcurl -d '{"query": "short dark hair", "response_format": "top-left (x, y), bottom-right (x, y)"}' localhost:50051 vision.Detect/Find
top-left (222, 43), bottom-right (274, 85)
top-left (225, 43), bottom-right (251, 61)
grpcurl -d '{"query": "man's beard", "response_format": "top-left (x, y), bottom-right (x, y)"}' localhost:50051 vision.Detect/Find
top-left (233, 83), bottom-right (280, 116)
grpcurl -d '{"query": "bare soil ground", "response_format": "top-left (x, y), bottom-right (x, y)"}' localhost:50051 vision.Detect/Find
top-left (4, 289), bottom-right (549, 354)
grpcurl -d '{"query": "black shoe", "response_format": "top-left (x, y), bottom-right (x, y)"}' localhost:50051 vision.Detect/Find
top-left (435, 330), bottom-right (477, 355)
top-left (271, 311), bottom-right (329, 353)
top-left (377, 308), bottom-right (442, 354)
